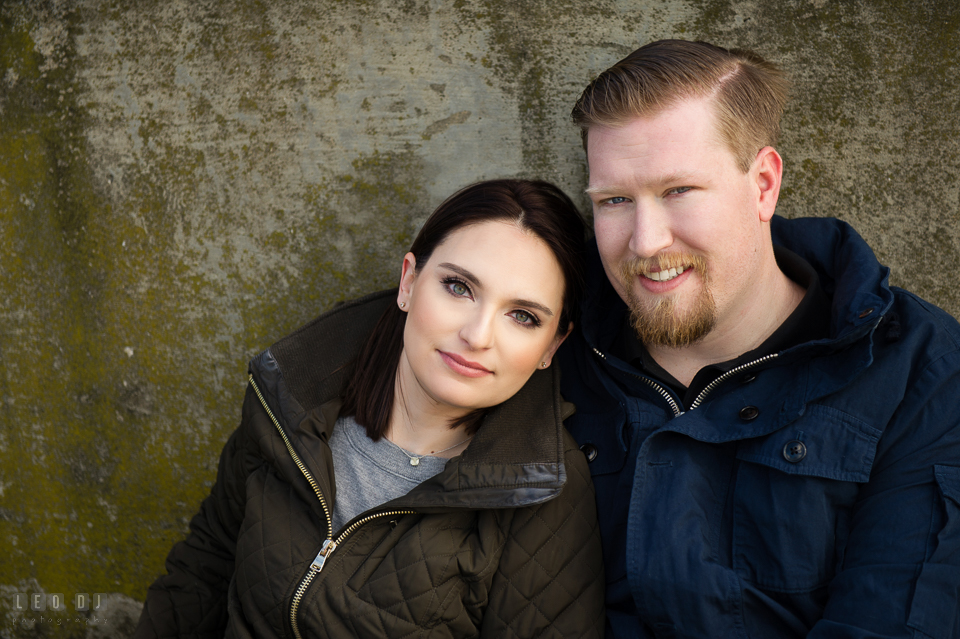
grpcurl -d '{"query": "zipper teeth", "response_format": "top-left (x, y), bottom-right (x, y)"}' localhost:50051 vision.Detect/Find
top-left (335, 509), bottom-right (417, 545)
top-left (248, 374), bottom-right (333, 530)
top-left (593, 348), bottom-right (683, 417)
top-left (688, 353), bottom-right (779, 410)
top-left (289, 572), bottom-right (315, 639)
top-left (592, 348), bottom-right (779, 416)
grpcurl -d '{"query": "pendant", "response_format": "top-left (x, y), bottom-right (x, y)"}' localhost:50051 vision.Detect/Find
top-left (409, 457), bottom-right (420, 466)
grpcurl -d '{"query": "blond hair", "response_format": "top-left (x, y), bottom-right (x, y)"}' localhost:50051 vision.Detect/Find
top-left (571, 40), bottom-right (789, 173)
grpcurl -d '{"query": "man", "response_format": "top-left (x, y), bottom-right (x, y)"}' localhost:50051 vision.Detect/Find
top-left (558, 39), bottom-right (960, 638)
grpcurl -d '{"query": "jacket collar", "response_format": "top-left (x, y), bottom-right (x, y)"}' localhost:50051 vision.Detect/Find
top-left (248, 289), bottom-right (570, 510)
top-left (578, 215), bottom-right (895, 412)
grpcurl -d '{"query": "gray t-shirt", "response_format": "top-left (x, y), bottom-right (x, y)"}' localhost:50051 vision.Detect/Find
top-left (329, 415), bottom-right (449, 533)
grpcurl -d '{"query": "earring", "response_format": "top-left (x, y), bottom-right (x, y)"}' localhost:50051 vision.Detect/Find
top-left (399, 301), bottom-right (406, 309)
top-left (540, 361), bottom-right (547, 368)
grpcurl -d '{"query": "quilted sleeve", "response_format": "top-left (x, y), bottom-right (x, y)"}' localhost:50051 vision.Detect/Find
top-left (133, 387), bottom-right (256, 639)
top-left (481, 431), bottom-right (605, 638)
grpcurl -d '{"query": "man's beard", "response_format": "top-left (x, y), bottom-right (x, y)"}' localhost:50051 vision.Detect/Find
top-left (618, 254), bottom-right (717, 348)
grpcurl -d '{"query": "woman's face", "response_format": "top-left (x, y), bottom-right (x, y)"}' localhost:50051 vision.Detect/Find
top-left (396, 220), bottom-right (569, 417)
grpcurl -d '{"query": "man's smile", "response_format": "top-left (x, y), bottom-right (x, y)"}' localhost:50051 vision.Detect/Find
top-left (643, 265), bottom-right (687, 282)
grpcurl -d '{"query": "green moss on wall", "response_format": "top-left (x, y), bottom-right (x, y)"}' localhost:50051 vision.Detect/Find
top-left (0, 3), bottom-right (151, 630)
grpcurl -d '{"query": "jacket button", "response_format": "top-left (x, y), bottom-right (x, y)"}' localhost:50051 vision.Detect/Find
top-left (579, 443), bottom-right (598, 463)
top-left (741, 373), bottom-right (757, 384)
top-left (858, 307), bottom-right (875, 319)
top-left (783, 440), bottom-right (807, 463)
top-left (738, 406), bottom-right (760, 421)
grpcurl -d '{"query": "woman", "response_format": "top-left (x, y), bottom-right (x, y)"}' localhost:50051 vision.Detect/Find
top-left (135, 179), bottom-right (604, 638)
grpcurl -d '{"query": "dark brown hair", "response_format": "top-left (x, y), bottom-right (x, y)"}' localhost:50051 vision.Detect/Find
top-left (572, 40), bottom-right (789, 172)
top-left (340, 179), bottom-right (586, 440)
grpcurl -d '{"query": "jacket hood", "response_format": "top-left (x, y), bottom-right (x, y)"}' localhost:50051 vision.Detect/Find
top-left (770, 216), bottom-right (894, 340)
top-left (248, 289), bottom-right (572, 511)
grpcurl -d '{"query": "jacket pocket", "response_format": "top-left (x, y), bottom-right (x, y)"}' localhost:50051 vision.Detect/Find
top-left (731, 404), bottom-right (880, 592)
top-left (907, 465), bottom-right (960, 639)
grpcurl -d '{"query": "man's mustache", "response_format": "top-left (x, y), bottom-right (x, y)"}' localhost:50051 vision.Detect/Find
top-left (618, 253), bottom-right (708, 279)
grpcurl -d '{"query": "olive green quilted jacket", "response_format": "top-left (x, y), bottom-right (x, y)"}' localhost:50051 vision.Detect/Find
top-left (135, 290), bottom-right (605, 638)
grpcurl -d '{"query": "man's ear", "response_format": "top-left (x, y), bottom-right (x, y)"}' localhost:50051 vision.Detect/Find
top-left (754, 146), bottom-right (783, 223)
top-left (398, 252), bottom-right (417, 309)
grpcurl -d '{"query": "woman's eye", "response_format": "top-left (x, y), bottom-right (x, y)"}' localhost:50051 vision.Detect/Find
top-left (510, 310), bottom-right (540, 327)
top-left (443, 278), bottom-right (472, 298)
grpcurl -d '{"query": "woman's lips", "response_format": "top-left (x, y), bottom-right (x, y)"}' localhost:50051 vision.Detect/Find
top-left (439, 351), bottom-right (492, 378)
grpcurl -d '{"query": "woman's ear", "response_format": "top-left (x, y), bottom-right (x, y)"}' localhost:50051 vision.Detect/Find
top-left (540, 322), bottom-right (574, 369)
top-left (398, 252), bottom-right (417, 310)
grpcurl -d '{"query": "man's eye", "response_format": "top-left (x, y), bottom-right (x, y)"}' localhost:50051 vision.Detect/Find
top-left (668, 186), bottom-right (692, 196)
top-left (606, 196), bottom-right (629, 205)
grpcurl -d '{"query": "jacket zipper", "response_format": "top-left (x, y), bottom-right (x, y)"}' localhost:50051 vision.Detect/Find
top-left (687, 353), bottom-right (779, 410)
top-left (592, 348), bottom-right (779, 416)
top-left (248, 374), bottom-right (333, 525)
top-left (593, 348), bottom-right (684, 416)
top-left (288, 508), bottom-right (416, 638)
top-left (248, 374), bottom-right (415, 639)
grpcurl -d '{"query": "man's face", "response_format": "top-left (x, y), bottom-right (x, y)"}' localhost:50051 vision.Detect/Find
top-left (586, 98), bottom-right (770, 348)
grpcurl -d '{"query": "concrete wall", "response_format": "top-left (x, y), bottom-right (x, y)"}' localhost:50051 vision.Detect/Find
top-left (1, 0), bottom-right (957, 634)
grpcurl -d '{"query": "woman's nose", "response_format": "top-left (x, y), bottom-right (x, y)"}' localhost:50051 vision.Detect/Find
top-left (459, 311), bottom-right (495, 350)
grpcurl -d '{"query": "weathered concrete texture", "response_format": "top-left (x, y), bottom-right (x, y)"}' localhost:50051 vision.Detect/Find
top-left (1, 0), bottom-right (958, 633)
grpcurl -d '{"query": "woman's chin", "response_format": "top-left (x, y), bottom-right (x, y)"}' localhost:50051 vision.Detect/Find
top-left (422, 382), bottom-right (495, 414)
top-left (414, 366), bottom-right (531, 415)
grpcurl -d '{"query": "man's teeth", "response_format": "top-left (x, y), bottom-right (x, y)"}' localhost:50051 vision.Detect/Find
top-left (646, 266), bottom-right (686, 282)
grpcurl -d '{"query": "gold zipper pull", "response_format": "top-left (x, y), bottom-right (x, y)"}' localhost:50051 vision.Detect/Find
top-left (309, 538), bottom-right (338, 572)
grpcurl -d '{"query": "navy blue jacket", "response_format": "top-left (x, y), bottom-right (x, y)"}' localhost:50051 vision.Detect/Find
top-left (559, 216), bottom-right (960, 638)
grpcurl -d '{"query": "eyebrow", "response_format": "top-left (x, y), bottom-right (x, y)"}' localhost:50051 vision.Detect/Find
top-left (585, 171), bottom-right (699, 195)
top-left (437, 262), bottom-right (556, 318)
top-left (583, 184), bottom-right (614, 196)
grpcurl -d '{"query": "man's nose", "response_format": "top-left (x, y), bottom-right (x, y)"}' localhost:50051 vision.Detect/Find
top-left (628, 202), bottom-right (674, 258)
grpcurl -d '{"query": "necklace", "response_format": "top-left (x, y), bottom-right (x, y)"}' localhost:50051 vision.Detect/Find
top-left (397, 435), bottom-right (474, 466)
